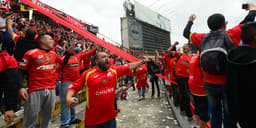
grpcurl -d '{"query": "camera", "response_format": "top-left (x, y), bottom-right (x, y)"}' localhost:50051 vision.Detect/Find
top-left (242, 3), bottom-right (249, 10)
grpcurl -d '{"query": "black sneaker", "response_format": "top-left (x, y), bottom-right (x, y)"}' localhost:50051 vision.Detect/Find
top-left (70, 119), bottom-right (81, 124)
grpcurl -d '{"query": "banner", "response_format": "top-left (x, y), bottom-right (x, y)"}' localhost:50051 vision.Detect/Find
top-left (23, 0), bottom-right (87, 31)
top-left (0, 0), bottom-right (11, 10)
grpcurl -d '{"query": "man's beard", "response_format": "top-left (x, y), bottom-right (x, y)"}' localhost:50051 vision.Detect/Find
top-left (99, 61), bottom-right (109, 71)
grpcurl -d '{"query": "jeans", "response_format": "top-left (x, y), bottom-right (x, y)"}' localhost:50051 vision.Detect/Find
top-left (85, 118), bottom-right (116, 128)
top-left (150, 75), bottom-right (160, 97)
top-left (205, 83), bottom-right (237, 128)
top-left (55, 81), bottom-right (61, 96)
top-left (138, 87), bottom-right (146, 97)
top-left (60, 82), bottom-right (77, 127)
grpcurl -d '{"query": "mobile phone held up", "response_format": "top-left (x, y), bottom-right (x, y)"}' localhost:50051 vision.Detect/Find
top-left (242, 3), bottom-right (249, 10)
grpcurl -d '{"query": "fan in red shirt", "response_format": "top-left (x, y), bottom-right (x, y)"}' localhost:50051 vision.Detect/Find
top-left (168, 42), bottom-right (193, 120)
top-left (135, 66), bottom-right (149, 100)
top-left (66, 51), bottom-right (150, 128)
top-left (59, 42), bottom-right (96, 127)
top-left (188, 53), bottom-right (209, 128)
top-left (18, 33), bottom-right (64, 128)
top-left (61, 47), bottom-right (96, 83)
top-left (188, 53), bottom-right (206, 96)
top-left (19, 47), bottom-right (63, 93)
top-left (0, 51), bottom-right (19, 125)
top-left (169, 56), bottom-right (181, 107)
top-left (159, 53), bottom-right (172, 79)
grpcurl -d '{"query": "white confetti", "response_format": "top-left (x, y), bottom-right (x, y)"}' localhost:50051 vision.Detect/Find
top-left (166, 116), bottom-right (172, 120)
top-left (174, 120), bottom-right (178, 125)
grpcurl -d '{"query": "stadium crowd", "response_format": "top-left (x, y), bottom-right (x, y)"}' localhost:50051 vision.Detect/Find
top-left (1, 1), bottom-right (256, 128)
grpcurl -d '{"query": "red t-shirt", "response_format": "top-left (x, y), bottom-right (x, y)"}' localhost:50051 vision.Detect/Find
top-left (136, 67), bottom-right (146, 80)
top-left (135, 67), bottom-right (149, 89)
top-left (163, 53), bottom-right (172, 74)
top-left (83, 48), bottom-right (97, 66)
top-left (169, 57), bottom-right (177, 80)
top-left (0, 52), bottom-right (18, 72)
top-left (68, 64), bottom-right (133, 126)
top-left (174, 52), bottom-right (191, 78)
top-left (62, 49), bottom-right (96, 82)
top-left (19, 48), bottom-right (63, 93)
top-left (189, 24), bottom-right (242, 85)
top-left (188, 53), bottom-right (206, 96)
top-left (30, 26), bottom-right (39, 31)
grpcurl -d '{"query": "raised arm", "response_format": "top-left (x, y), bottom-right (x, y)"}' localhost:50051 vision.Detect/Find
top-left (167, 41), bottom-right (179, 53)
top-left (6, 18), bottom-right (16, 43)
top-left (183, 14), bottom-right (196, 39)
top-left (240, 3), bottom-right (256, 24)
top-left (129, 56), bottom-right (150, 71)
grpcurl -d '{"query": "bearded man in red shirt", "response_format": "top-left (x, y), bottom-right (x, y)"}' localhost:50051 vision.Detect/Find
top-left (66, 51), bottom-right (150, 128)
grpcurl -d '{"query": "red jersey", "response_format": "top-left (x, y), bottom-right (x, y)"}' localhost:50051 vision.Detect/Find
top-left (135, 67), bottom-right (149, 89)
top-left (62, 49), bottom-right (96, 82)
top-left (188, 53), bottom-right (206, 96)
top-left (83, 49), bottom-right (97, 66)
top-left (189, 24), bottom-right (242, 85)
top-left (159, 53), bottom-right (172, 74)
top-left (169, 57), bottom-right (177, 80)
top-left (68, 64), bottom-right (133, 126)
top-left (174, 52), bottom-right (191, 77)
top-left (30, 26), bottom-right (39, 31)
top-left (19, 48), bottom-right (63, 93)
top-left (0, 51), bottom-right (18, 72)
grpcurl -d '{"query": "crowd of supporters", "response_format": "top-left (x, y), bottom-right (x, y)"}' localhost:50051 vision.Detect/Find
top-left (1, 1), bottom-right (256, 128)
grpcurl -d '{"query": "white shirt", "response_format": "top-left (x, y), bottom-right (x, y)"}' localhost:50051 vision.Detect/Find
top-left (0, 17), bottom-right (6, 32)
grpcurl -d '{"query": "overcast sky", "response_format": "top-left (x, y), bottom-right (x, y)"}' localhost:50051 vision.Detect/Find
top-left (40, 0), bottom-right (255, 47)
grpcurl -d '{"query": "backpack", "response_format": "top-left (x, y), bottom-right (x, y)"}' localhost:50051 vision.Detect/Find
top-left (199, 30), bottom-right (235, 74)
